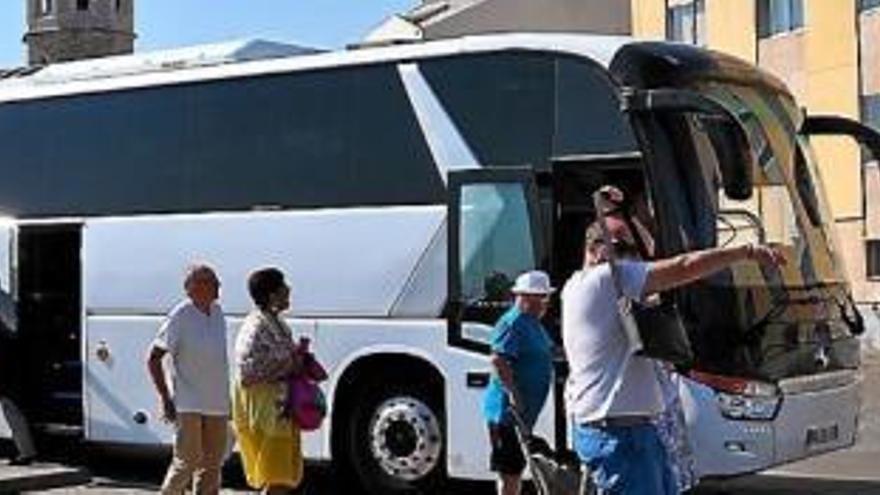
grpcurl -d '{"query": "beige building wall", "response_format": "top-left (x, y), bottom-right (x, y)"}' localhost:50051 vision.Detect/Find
top-left (705, 0), bottom-right (756, 62)
top-left (630, 0), bottom-right (666, 39)
top-left (758, 32), bottom-right (806, 99)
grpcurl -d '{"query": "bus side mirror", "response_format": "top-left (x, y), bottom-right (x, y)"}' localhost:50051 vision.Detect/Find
top-left (706, 117), bottom-right (755, 201)
top-left (801, 115), bottom-right (880, 162)
top-left (621, 88), bottom-right (755, 201)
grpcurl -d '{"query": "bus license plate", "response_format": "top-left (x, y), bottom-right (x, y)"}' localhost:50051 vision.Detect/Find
top-left (806, 424), bottom-right (839, 447)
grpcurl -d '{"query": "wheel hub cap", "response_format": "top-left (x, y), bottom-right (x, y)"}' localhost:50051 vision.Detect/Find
top-left (368, 396), bottom-right (442, 481)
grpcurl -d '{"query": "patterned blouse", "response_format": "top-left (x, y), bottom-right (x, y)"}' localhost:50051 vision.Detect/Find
top-left (654, 363), bottom-right (698, 493)
top-left (234, 309), bottom-right (295, 385)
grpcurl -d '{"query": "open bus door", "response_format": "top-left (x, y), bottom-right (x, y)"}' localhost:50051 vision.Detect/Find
top-left (445, 166), bottom-right (565, 459)
top-left (15, 223), bottom-right (84, 437)
top-left (446, 167), bottom-right (545, 353)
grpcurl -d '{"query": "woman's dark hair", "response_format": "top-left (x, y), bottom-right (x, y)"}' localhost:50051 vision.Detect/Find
top-left (248, 267), bottom-right (286, 310)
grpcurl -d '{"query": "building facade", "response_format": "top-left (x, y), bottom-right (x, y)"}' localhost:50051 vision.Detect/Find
top-left (24, 0), bottom-right (135, 65)
top-left (364, 0), bottom-right (664, 44)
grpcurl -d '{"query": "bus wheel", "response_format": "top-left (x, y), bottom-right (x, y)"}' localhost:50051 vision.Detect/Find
top-left (348, 384), bottom-right (445, 494)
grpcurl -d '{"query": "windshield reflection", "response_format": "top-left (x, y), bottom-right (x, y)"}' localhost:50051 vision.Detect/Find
top-left (651, 83), bottom-right (859, 379)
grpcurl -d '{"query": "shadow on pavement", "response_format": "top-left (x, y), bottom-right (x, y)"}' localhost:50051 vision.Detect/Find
top-left (70, 447), bottom-right (496, 494)
top-left (696, 475), bottom-right (880, 495)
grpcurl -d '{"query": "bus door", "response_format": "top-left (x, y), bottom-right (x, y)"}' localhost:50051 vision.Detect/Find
top-left (446, 167), bottom-right (564, 453)
top-left (446, 167), bottom-right (544, 352)
top-left (16, 223), bottom-right (84, 437)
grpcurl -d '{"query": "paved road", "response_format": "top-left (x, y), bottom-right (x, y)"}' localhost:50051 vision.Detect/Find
top-left (23, 354), bottom-right (880, 494)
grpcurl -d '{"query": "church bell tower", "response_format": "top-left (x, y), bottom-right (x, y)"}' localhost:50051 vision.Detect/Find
top-left (24, 0), bottom-right (135, 65)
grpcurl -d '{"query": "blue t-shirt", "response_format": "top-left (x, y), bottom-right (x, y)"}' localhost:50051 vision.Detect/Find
top-left (482, 307), bottom-right (553, 428)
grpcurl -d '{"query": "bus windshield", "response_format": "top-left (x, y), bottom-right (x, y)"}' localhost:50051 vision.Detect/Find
top-left (651, 83), bottom-right (861, 380)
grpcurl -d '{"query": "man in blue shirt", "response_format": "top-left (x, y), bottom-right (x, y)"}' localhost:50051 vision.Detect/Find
top-left (482, 270), bottom-right (555, 495)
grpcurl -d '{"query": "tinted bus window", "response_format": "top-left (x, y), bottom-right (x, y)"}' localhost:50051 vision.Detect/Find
top-left (554, 57), bottom-right (637, 157)
top-left (420, 53), bottom-right (636, 168)
top-left (0, 65), bottom-right (443, 217)
top-left (420, 53), bottom-right (556, 168)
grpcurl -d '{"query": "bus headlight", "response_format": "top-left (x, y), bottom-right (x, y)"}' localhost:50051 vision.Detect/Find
top-left (689, 370), bottom-right (782, 421)
top-left (716, 392), bottom-right (781, 420)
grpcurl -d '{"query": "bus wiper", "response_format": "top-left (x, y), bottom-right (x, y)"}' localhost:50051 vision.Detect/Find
top-left (838, 298), bottom-right (865, 335)
top-left (773, 282), bottom-right (864, 335)
top-left (742, 286), bottom-right (856, 344)
top-left (741, 295), bottom-right (789, 345)
top-left (741, 262), bottom-right (789, 344)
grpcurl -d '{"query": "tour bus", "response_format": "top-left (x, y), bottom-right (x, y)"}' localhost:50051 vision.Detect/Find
top-left (0, 33), bottom-right (879, 493)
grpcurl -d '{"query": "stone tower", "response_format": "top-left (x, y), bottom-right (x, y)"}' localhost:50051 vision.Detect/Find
top-left (24, 0), bottom-right (135, 65)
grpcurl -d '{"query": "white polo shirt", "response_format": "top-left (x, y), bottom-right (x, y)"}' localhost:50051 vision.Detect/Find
top-left (152, 300), bottom-right (230, 417)
top-left (561, 261), bottom-right (663, 423)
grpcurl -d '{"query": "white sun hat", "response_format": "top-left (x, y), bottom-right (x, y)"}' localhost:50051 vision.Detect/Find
top-left (510, 270), bottom-right (555, 295)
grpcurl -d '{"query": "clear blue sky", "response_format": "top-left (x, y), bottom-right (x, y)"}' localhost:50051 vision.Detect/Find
top-left (0, 0), bottom-right (417, 67)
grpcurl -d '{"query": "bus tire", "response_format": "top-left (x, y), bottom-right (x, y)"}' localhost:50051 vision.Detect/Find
top-left (345, 380), bottom-right (446, 494)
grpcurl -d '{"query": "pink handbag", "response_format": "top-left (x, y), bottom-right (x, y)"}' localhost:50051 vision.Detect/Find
top-left (280, 337), bottom-right (328, 431)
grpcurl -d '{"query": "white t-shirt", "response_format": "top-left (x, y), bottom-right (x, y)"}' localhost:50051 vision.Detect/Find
top-left (561, 261), bottom-right (663, 423)
top-left (152, 300), bottom-right (230, 416)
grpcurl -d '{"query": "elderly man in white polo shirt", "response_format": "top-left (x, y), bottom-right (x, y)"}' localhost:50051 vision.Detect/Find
top-left (147, 264), bottom-right (230, 495)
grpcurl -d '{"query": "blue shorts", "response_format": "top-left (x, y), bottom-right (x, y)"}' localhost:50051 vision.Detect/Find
top-left (573, 423), bottom-right (677, 495)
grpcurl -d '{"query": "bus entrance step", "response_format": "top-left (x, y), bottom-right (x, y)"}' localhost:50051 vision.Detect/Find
top-left (35, 423), bottom-right (84, 437)
top-left (0, 462), bottom-right (90, 492)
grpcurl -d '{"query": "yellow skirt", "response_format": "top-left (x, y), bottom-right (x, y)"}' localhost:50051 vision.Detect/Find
top-left (232, 381), bottom-right (303, 489)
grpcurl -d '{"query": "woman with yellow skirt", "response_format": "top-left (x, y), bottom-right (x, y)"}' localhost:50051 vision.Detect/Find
top-left (233, 268), bottom-right (304, 494)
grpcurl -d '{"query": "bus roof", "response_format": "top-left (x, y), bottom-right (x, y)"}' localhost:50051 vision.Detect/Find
top-left (0, 32), bottom-right (634, 105)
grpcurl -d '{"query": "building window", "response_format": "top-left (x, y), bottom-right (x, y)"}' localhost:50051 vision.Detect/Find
top-left (39, 0), bottom-right (53, 15)
top-left (758, 0), bottom-right (804, 38)
top-left (868, 240), bottom-right (880, 278)
top-left (116, 0), bottom-right (122, 11)
top-left (667, 0), bottom-right (706, 45)
top-left (861, 0), bottom-right (880, 12)
top-left (862, 95), bottom-right (880, 162)
top-left (76, 0), bottom-right (89, 11)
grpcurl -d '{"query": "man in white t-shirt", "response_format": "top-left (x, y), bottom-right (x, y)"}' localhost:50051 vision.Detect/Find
top-left (147, 264), bottom-right (230, 495)
top-left (562, 193), bottom-right (785, 494)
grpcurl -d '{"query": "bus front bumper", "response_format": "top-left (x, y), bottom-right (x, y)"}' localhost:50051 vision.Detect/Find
top-left (682, 370), bottom-right (860, 478)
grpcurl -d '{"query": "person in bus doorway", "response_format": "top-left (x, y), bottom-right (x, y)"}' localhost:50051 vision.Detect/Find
top-left (482, 270), bottom-right (555, 495)
top-left (562, 188), bottom-right (786, 495)
top-left (232, 267), bottom-right (305, 495)
top-left (146, 264), bottom-right (230, 495)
